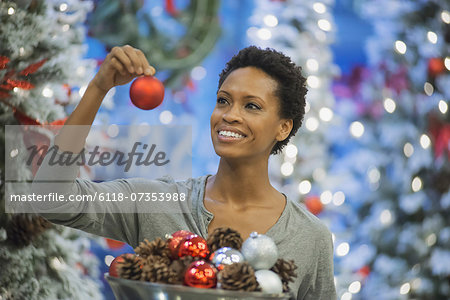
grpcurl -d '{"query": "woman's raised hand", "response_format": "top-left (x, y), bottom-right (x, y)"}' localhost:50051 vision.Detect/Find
top-left (92, 45), bottom-right (155, 92)
top-left (53, 46), bottom-right (155, 152)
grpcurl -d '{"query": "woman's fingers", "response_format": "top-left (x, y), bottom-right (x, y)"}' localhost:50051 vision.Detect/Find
top-left (110, 45), bottom-right (155, 76)
top-left (109, 57), bottom-right (126, 76)
top-left (136, 49), bottom-right (155, 76)
top-left (123, 45), bottom-right (143, 74)
top-left (110, 46), bottom-right (134, 73)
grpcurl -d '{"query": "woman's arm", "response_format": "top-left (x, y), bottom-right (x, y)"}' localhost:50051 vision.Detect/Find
top-left (30, 46), bottom-right (156, 245)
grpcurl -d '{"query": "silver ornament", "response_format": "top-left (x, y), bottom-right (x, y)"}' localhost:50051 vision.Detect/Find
top-left (241, 232), bottom-right (278, 270)
top-left (210, 247), bottom-right (244, 270)
top-left (255, 270), bottom-right (283, 294)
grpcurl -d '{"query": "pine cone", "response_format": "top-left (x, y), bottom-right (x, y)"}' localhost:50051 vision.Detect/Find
top-left (6, 214), bottom-right (52, 247)
top-left (141, 260), bottom-right (175, 283)
top-left (218, 262), bottom-right (261, 292)
top-left (207, 227), bottom-right (243, 252)
top-left (135, 237), bottom-right (171, 260)
top-left (118, 254), bottom-right (144, 280)
top-left (271, 259), bottom-right (298, 292)
top-left (167, 256), bottom-right (196, 284)
top-left (147, 254), bottom-right (171, 266)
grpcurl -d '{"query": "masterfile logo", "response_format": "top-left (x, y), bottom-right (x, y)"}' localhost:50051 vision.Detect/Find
top-left (4, 125), bottom-right (193, 214)
top-left (5, 124), bottom-right (192, 181)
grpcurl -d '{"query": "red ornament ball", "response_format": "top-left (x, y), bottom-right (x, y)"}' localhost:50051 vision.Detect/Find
top-left (428, 57), bottom-right (445, 76)
top-left (178, 234), bottom-right (209, 259)
top-left (129, 76), bottom-right (165, 110)
top-left (305, 195), bottom-right (323, 215)
top-left (167, 230), bottom-right (194, 259)
top-left (108, 254), bottom-right (127, 277)
top-left (184, 260), bottom-right (217, 288)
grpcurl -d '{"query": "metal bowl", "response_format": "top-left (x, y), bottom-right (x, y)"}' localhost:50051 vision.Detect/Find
top-left (105, 273), bottom-right (294, 300)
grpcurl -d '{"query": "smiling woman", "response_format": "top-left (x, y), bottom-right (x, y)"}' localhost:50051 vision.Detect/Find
top-left (32, 45), bottom-right (336, 299)
top-left (212, 67), bottom-right (291, 160)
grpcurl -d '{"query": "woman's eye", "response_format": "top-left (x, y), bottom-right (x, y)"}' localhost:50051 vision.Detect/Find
top-left (217, 97), bottom-right (228, 104)
top-left (246, 103), bottom-right (261, 110)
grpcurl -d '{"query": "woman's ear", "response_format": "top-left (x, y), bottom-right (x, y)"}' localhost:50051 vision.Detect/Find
top-left (276, 119), bottom-right (293, 141)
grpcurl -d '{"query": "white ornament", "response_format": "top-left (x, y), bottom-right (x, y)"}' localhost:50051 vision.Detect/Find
top-left (255, 270), bottom-right (283, 294)
top-left (241, 232), bottom-right (278, 270)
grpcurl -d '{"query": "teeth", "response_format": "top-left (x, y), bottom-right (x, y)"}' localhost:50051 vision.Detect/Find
top-left (219, 130), bottom-right (244, 138)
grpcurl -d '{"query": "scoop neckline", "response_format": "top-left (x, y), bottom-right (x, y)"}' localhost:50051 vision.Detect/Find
top-left (198, 174), bottom-right (289, 243)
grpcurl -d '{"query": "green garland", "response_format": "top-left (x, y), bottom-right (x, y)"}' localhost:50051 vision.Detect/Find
top-left (88, 0), bottom-right (221, 87)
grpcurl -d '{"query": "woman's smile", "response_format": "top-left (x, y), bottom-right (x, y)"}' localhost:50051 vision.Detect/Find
top-left (217, 126), bottom-right (247, 143)
top-left (218, 130), bottom-right (245, 141)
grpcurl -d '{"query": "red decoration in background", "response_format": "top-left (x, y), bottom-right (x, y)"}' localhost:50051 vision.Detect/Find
top-left (332, 65), bottom-right (369, 102)
top-left (0, 81), bottom-right (14, 90)
top-left (0, 90), bottom-right (11, 98)
top-left (129, 76), bottom-right (165, 110)
top-left (184, 260), bottom-right (217, 288)
top-left (165, 0), bottom-right (178, 17)
top-left (429, 114), bottom-right (450, 159)
top-left (357, 265), bottom-right (371, 279)
top-left (13, 109), bottom-right (67, 126)
top-left (334, 62), bottom-right (408, 98)
top-left (48, 117), bottom-right (67, 126)
top-left (384, 65), bottom-right (409, 94)
top-left (1, 70), bottom-right (15, 85)
top-left (5, 79), bottom-right (35, 90)
top-left (178, 234), bottom-right (210, 259)
top-left (19, 58), bottom-right (47, 76)
top-left (105, 238), bottom-right (126, 250)
top-left (76, 262), bottom-right (88, 275)
top-left (63, 83), bottom-right (72, 97)
top-left (185, 77), bottom-right (196, 91)
top-left (0, 55), bottom-right (71, 125)
top-left (305, 195), bottom-right (324, 215)
top-left (435, 126), bottom-right (450, 159)
top-left (167, 230), bottom-right (193, 259)
top-left (14, 110), bottom-right (41, 126)
top-left (428, 57), bottom-right (446, 77)
top-left (0, 56), bottom-right (10, 69)
top-left (0, 56), bottom-right (46, 103)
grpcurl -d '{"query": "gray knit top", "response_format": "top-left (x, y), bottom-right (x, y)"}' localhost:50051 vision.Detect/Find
top-left (32, 151), bottom-right (337, 300)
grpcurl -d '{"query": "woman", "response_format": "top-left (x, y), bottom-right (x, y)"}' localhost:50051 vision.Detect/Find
top-left (34, 45), bottom-right (336, 299)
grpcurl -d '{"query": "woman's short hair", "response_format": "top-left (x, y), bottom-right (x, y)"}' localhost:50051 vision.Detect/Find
top-left (218, 46), bottom-right (307, 155)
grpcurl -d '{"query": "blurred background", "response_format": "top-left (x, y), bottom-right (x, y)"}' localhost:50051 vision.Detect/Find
top-left (0, 0), bottom-right (449, 299)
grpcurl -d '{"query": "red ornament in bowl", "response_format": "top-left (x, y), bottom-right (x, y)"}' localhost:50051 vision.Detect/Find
top-left (167, 230), bottom-right (194, 259)
top-left (108, 254), bottom-right (132, 277)
top-left (129, 76), bottom-right (165, 110)
top-left (178, 234), bottom-right (209, 259)
top-left (184, 260), bottom-right (217, 288)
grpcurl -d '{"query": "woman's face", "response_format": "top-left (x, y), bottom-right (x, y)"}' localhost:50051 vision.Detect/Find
top-left (210, 66), bottom-right (292, 160)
